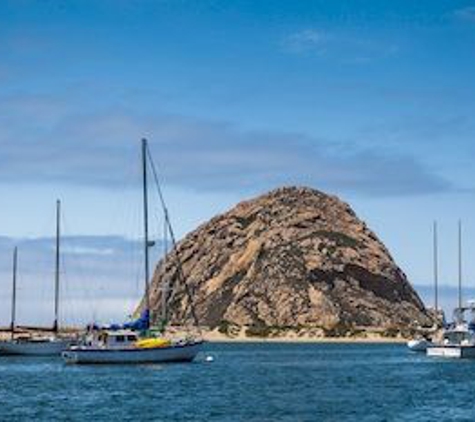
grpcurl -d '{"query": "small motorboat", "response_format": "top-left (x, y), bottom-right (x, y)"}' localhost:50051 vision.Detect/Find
top-left (407, 338), bottom-right (433, 352)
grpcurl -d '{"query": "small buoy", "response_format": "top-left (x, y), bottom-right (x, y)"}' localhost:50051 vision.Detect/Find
top-left (205, 355), bottom-right (214, 363)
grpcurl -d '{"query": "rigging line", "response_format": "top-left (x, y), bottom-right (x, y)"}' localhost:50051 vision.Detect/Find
top-left (61, 213), bottom-right (86, 327)
top-left (145, 145), bottom-right (201, 333)
top-left (147, 151), bottom-right (199, 332)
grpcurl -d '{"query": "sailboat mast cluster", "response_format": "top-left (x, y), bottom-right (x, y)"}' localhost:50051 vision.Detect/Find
top-left (0, 201), bottom-right (73, 356)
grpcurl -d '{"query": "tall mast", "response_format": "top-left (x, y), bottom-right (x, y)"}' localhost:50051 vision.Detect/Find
top-left (161, 218), bottom-right (168, 324)
top-left (433, 221), bottom-right (438, 312)
top-left (142, 138), bottom-right (151, 318)
top-left (53, 199), bottom-right (61, 333)
top-left (11, 247), bottom-right (18, 340)
top-left (458, 219), bottom-right (463, 309)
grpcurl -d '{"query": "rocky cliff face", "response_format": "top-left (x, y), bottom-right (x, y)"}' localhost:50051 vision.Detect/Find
top-left (147, 186), bottom-right (431, 333)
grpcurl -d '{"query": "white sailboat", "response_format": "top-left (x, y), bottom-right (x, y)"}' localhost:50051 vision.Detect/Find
top-left (0, 201), bottom-right (72, 356)
top-left (427, 304), bottom-right (475, 358)
top-left (407, 221), bottom-right (439, 352)
top-left (62, 138), bottom-right (203, 364)
top-left (426, 220), bottom-right (475, 358)
top-left (0, 336), bottom-right (71, 356)
top-left (62, 330), bottom-right (202, 364)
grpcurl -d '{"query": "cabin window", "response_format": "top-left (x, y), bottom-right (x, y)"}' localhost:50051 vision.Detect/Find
top-left (127, 335), bottom-right (137, 341)
top-left (116, 335), bottom-right (125, 342)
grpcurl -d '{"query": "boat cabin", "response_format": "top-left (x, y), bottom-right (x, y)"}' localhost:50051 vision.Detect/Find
top-left (84, 330), bottom-right (139, 349)
top-left (443, 302), bottom-right (475, 346)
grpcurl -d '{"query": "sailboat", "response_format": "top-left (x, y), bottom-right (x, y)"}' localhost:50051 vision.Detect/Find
top-left (0, 201), bottom-right (73, 356)
top-left (407, 221), bottom-right (438, 352)
top-left (427, 220), bottom-right (475, 358)
top-left (62, 138), bottom-right (203, 364)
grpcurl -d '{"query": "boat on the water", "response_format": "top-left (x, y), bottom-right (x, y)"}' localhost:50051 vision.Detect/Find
top-left (0, 202), bottom-right (73, 356)
top-left (407, 338), bottom-right (433, 352)
top-left (407, 221), bottom-right (439, 353)
top-left (0, 335), bottom-right (71, 356)
top-left (427, 303), bottom-right (475, 358)
top-left (62, 329), bottom-right (202, 364)
top-left (425, 221), bottom-right (475, 359)
top-left (62, 138), bottom-right (203, 364)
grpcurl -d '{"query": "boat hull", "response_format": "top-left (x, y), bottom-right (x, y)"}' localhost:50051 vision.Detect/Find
top-left (0, 339), bottom-right (72, 356)
top-left (62, 342), bottom-right (203, 364)
top-left (427, 345), bottom-right (475, 359)
top-left (407, 339), bottom-right (432, 352)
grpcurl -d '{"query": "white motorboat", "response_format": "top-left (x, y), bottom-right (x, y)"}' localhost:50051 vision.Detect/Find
top-left (0, 201), bottom-right (74, 356)
top-left (62, 139), bottom-right (203, 365)
top-left (407, 338), bottom-right (433, 352)
top-left (62, 329), bottom-right (202, 364)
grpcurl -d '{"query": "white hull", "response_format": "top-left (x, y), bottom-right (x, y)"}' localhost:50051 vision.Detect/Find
top-left (407, 339), bottom-right (432, 352)
top-left (427, 345), bottom-right (475, 359)
top-left (0, 339), bottom-right (72, 356)
top-left (62, 342), bottom-right (203, 364)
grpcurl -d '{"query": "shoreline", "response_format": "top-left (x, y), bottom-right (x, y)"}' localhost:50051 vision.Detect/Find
top-left (201, 329), bottom-right (408, 344)
top-left (0, 327), bottom-right (410, 344)
top-left (202, 337), bottom-right (407, 344)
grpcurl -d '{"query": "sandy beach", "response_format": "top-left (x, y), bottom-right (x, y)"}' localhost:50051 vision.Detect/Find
top-left (0, 327), bottom-right (408, 344)
top-left (200, 327), bottom-right (408, 344)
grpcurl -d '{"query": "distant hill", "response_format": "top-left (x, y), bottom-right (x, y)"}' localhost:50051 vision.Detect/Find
top-left (145, 186), bottom-right (433, 337)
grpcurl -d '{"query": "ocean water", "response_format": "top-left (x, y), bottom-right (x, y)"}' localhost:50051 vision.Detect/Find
top-left (1, 343), bottom-right (475, 421)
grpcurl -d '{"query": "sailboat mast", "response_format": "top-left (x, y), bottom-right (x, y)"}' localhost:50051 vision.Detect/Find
top-left (142, 138), bottom-right (151, 317)
top-left (433, 221), bottom-right (438, 312)
top-left (11, 247), bottom-right (17, 340)
top-left (53, 199), bottom-right (61, 333)
top-left (161, 218), bottom-right (168, 323)
top-left (458, 219), bottom-right (463, 309)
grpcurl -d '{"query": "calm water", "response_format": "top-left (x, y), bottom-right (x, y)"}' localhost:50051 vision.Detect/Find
top-left (1, 343), bottom-right (475, 421)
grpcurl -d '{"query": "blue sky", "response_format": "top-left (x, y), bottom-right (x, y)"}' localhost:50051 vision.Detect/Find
top-left (1, 0), bottom-right (475, 325)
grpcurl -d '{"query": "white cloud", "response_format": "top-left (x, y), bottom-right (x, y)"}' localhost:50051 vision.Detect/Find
top-left (0, 94), bottom-right (452, 197)
top-left (281, 28), bottom-right (399, 63)
top-left (282, 29), bottom-right (327, 54)
top-left (454, 6), bottom-right (475, 22)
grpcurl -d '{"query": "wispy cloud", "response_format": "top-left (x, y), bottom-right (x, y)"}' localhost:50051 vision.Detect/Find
top-left (281, 29), bottom-right (327, 54)
top-left (0, 93), bottom-right (453, 197)
top-left (454, 6), bottom-right (475, 22)
top-left (281, 28), bottom-right (399, 62)
top-left (0, 235), bottom-right (163, 327)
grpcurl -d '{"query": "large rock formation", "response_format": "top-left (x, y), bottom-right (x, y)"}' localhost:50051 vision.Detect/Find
top-left (146, 186), bottom-right (432, 334)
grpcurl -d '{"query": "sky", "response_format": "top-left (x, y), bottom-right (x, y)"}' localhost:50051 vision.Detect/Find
top-left (1, 0), bottom-right (475, 326)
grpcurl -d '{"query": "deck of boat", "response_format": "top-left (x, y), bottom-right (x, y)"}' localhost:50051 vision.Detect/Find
top-left (427, 345), bottom-right (475, 358)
